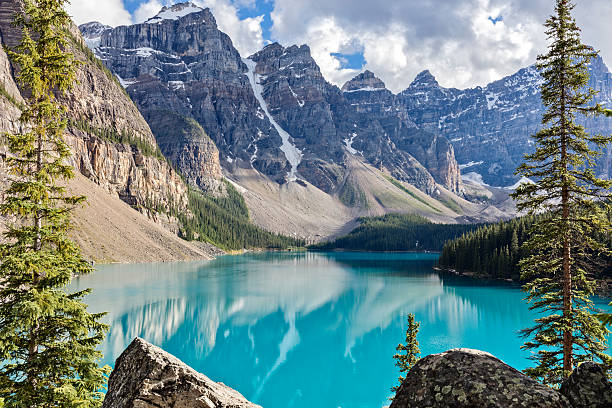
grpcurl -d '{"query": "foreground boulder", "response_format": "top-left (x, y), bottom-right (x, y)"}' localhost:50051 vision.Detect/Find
top-left (389, 348), bottom-right (571, 408)
top-left (561, 361), bottom-right (612, 408)
top-left (102, 337), bottom-right (261, 408)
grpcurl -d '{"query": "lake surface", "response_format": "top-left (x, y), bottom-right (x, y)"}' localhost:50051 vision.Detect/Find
top-left (70, 252), bottom-right (611, 408)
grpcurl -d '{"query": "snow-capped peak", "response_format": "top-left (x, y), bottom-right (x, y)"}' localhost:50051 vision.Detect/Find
top-left (341, 70), bottom-right (386, 92)
top-left (408, 70), bottom-right (440, 89)
top-left (146, 2), bottom-right (203, 24)
top-left (78, 21), bottom-right (111, 50)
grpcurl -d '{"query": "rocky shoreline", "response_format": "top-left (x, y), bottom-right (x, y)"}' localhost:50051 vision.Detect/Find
top-left (103, 338), bottom-right (611, 408)
top-left (435, 266), bottom-right (612, 298)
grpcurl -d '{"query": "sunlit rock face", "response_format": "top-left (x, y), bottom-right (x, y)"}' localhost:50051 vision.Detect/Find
top-left (81, 4), bottom-right (289, 186)
top-left (398, 59), bottom-right (612, 187)
top-left (0, 0), bottom-right (190, 223)
top-left (102, 337), bottom-right (262, 408)
top-left (339, 70), bottom-right (460, 194)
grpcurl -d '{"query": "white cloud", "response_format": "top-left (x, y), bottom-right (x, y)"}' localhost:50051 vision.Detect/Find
top-left (70, 0), bottom-right (612, 91)
top-left (67, 0), bottom-right (132, 26)
top-left (133, 0), bottom-right (163, 23)
top-left (130, 0), bottom-right (264, 56)
top-left (270, 0), bottom-right (610, 92)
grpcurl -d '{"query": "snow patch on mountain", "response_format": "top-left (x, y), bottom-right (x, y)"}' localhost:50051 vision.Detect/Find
top-left (459, 160), bottom-right (484, 170)
top-left (461, 172), bottom-right (489, 186)
top-left (244, 58), bottom-right (303, 181)
top-left (343, 87), bottom-right (385, 93)
top-left (146, 3), bottom-right (203, 24)
top-left (485, 92), bottom-right (499, 110)
top-left (343, 133), bottom-right (358, 154)
top-left (115, 74), bottom-right (137, 88)
top-left (505, 176), bottom-right (535, 190)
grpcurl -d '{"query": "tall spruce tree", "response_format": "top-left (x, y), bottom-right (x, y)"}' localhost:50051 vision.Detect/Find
top-left (0, 0), bottom-right (109, 406)
top-left (511, 0), bottom-right (612, 385)
top-left (391, 314), bottom-right (420, 394)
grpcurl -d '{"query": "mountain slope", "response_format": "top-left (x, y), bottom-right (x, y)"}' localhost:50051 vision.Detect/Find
top-left (399, 60), bottom-right (612, 187)
top-left (0, 0), bottom-right (221, 260)
top-left (78, 3), bottom-right (486, 238)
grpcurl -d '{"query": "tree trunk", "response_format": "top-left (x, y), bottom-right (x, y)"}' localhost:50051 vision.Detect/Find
top-left (560, 72), bottom-right (573, 377)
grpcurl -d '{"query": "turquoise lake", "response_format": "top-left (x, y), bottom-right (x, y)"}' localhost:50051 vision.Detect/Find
top-left (70, 252), bottom-right (611, 408)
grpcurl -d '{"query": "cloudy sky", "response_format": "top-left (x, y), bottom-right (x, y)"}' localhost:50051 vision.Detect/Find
top-left (67, 0), bottom-right (612, 93)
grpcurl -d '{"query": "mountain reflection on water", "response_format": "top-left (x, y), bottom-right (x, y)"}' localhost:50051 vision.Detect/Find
top-left (70, 252), bottom-right (594, 408)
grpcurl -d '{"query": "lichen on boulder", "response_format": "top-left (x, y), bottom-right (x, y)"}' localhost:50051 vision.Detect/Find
top-left (389, 348), bottom-right (571, 408)
top-left (560, 362), bottom-right (612, 408)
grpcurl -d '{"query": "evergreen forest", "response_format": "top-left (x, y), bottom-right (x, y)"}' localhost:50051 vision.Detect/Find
top-left (310, 213), bottom-right (484, 252)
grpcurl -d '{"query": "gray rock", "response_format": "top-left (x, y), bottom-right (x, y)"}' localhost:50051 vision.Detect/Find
top-left (82, 4), bottom-right (289, 188)
top-left (79, 7), bottom-right (461, 196)
top-left (102, 337), bottom-right (261, 408)
top-left (0, 0), bottom-right (192, 224)
top-left (389, 348), bottom-right (571, 408)
top-left (560, 362), bottom-right (612, 408)
top-left (398, 61), bottom-right (612, 187)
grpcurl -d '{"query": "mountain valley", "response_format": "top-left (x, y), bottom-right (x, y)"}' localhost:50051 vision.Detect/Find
top-left (2, 1), bottom-right (611, 256)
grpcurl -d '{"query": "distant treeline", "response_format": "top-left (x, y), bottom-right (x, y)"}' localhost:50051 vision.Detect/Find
top-left (438, 215), bottom-right (612, 280)
top-left (310, 213), bottom-right (484, 252)
top-left (178, 182), bottom-right (304, 251)
top-left (438, 216), bottom-right (533, 280)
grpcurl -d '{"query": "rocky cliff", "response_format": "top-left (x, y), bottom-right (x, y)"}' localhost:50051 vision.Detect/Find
top-left (399, 59), bottom-right (612, 187)
top-left (0, 0), bottom-right (222, 260)
top-left (81, 4), bottom-right (285, 188)
top-left (1, 0), bottom-right (194, 222)
top-left (80, 3), bottom-right (462, 197)
top-left (339, 70), bottom-right (461, 194)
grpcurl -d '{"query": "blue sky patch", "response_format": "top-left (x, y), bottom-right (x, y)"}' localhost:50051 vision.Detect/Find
top-left (237, 0), bottom-right (274, 42)
top-left (488, 15), bottom-right (503, 25)
top-left (331, 52), bottom-right (366, 70)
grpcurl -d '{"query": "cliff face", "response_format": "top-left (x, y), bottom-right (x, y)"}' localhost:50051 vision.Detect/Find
top-left (0, 0), bottom-right (194, 231)
top-left (81, 4), bottom-right (462, 196)
top-left (83, 4), bottom-right (284, 187)
top-left (338, 69), bottom-right (461, 194)
top-left (246, 44), bottom-right (461, 194)
top-left (399, 60), bottom-right (612, 187)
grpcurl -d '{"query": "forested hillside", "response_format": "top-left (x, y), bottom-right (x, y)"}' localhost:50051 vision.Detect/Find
top-left (178, 182), bottom-right (305, 251)
top-left (310, 213), bottom-right (483, 252)
top-left (438, 215), bottom-right (612, 281)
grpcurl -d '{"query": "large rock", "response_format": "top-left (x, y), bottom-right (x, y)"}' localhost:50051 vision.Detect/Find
top-left (102, 337), bottom-right (261, 408)
top-left (560, 362), bottom-right (612, 408)
top-left (389, 348), bottom-right (571, 408)
top-left (82, 3), bottom-right (287, 187)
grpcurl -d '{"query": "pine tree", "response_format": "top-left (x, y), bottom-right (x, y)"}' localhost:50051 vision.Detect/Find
top-left (0, 0), bottom-right (109, 406)
top-left (391, 314), bottom-right (421, 394)
top-left (511, 0), bottom-right (612, 385)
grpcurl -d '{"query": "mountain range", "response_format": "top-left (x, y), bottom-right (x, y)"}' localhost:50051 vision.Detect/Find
top-left (1, 1), bottom-right (611, 259)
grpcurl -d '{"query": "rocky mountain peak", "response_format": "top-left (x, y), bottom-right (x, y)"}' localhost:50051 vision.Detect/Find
top-left (409, 69), bottom-right (440, 89)
top-left (79, 21), bottom-right (111, 38)
top-left (341, 70), bottom-right (386, 92)
top-left (76, 21), bottom-right (111, 49)
top-left (145, 2), bottom-right (205, 24)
